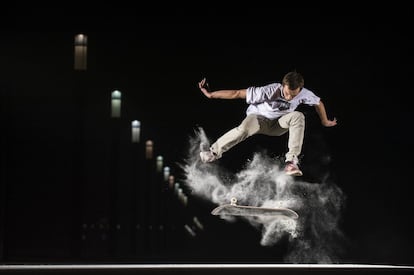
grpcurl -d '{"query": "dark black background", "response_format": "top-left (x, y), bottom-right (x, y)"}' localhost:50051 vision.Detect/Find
top-left (1, 5), bottom-right (413, 265)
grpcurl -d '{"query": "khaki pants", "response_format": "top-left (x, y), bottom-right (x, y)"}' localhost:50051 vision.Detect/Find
top-left (210, 111), bottom-right (305, 164)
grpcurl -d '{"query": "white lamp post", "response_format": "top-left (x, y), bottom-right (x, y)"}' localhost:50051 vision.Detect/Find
top-left (131, 120), bottom-right (141, 143)
top-left (156, 156), bottom-right (163, 172)
top-left (74, 34), bottom-right (87, 70)
top-left (145, 140), bottom-right (153, 159)
top-left (163, 166), bottom-right (170, 181)
top-left (111, 90), bottom-right (121, 118)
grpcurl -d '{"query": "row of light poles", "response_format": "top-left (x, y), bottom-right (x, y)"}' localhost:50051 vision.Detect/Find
top-left (73, 33), bottom-right (204, 258)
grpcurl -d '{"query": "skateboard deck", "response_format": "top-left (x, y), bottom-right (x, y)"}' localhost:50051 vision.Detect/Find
top-left (211, 198), bottom-right (299, 219)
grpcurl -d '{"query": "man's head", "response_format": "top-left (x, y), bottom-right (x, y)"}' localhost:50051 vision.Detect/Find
top-left (282, 71), bottom-right (304, 100)
top-left (282, 71), bottom-right (304, 90)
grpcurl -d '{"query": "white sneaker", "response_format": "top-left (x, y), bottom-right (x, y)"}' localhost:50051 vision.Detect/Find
top-left (284, 161), bottom-right (303, 176)
top-left (199, 150), bottom-right (218, 163)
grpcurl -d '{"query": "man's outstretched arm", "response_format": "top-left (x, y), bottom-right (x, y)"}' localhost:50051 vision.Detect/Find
top-left (314, 100), bottom-right (337, 127)
top-left (198, 78), bottom-right (247, 99)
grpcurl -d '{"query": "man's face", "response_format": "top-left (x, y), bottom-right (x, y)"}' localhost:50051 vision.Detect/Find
top-left (283, 85), bottom-right (301, 101)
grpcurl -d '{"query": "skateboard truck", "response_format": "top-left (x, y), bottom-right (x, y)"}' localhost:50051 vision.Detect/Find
top-left (230, 197), bottom-right (237, 205)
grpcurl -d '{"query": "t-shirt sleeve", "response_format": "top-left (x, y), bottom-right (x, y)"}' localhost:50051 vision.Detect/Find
top-left (246, 83), bottom-right (281, 104)
top-left (301, 88), bottom-right (321, 106)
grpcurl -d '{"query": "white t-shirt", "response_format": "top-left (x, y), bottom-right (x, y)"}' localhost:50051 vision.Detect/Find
top-left (246, 83), bottom-right (321, 119)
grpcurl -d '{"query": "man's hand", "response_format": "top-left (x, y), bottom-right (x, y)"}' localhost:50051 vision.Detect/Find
top-left (322, 117), bottom-right (338, 127)
top-left (198, 77), bottom-right (212, 98)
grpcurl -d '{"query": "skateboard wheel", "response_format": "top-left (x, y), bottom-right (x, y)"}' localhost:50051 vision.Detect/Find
top-left (230, 197), bottom-right (237, 205)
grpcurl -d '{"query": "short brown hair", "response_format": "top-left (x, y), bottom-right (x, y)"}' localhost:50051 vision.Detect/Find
top-left (282, 71), bottom-right (304, 90)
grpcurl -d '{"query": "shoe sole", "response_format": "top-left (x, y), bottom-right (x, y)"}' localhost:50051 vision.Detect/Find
top-left (285, 170), bottom-right (303, 176)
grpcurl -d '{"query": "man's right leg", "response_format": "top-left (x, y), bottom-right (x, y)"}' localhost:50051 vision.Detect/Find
top-left (200, 114), bottom-right (261, 163)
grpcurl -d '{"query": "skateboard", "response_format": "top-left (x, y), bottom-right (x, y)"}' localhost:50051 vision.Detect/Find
top-left (211, 198), bottom-right (299, 219)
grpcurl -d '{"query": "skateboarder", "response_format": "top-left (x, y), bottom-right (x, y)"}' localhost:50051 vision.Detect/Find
top-left (198, 71), bottom-right (337, 176)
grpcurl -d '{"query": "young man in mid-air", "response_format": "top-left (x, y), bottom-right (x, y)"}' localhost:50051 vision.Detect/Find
top-left (198, 71), bottom-right (337, 176)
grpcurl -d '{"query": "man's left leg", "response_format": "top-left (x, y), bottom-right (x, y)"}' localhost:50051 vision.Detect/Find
top-left (276, 111), bottom-right (305, 176)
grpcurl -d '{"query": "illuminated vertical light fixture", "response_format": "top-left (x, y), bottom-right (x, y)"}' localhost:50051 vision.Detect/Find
top-left (168, 175), bottom-right (174, 189)
top-left (74, 34), bottom-right (87, 70)
top-left (131, 120), bottom-right (141, 143)
top-left (174, 183), bottom-right (180, 196)
top-left (163, 166), bottom-right (170, 181)
top-left (111, 90), bottom-right (121, 118)
top-left (156, 156), bottom-right (163, 172)
top-left (145, 140), bottom-right (153, 159)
